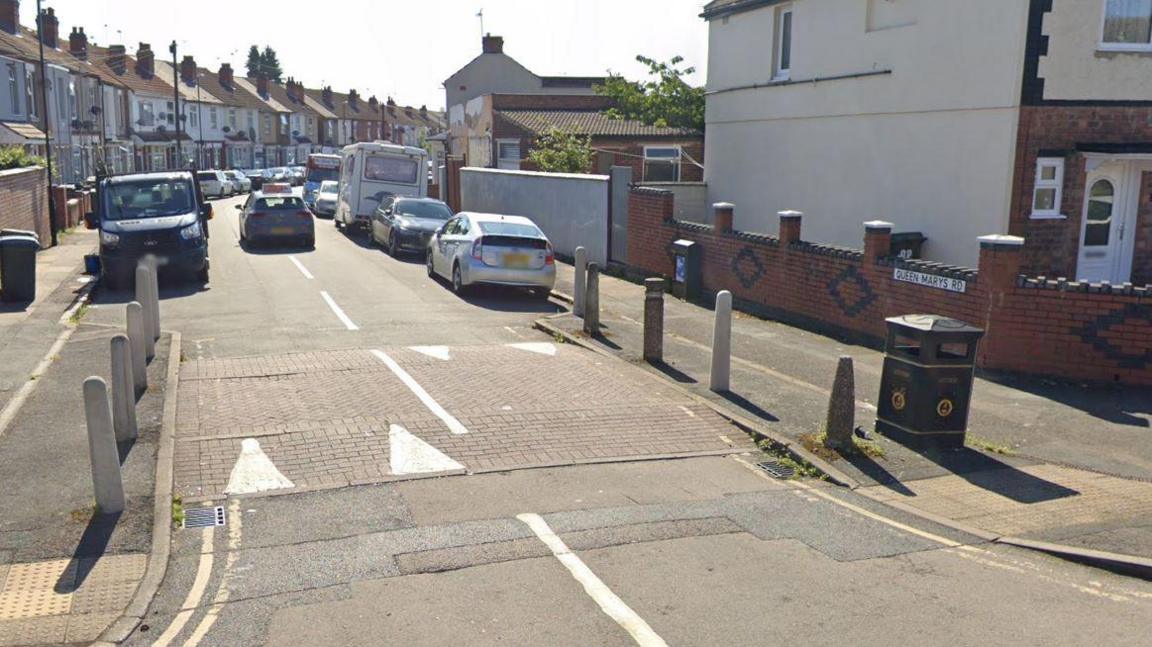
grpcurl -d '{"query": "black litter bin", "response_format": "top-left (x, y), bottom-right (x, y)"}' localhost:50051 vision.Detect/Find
top-left (670, 239), bottom-right (701, 300)
top-left (876, 314), bottom-right (985, 449)
top-left (0, 231), bottom-right (40, 303)
top-left (890, 232), bottom-right (927, 260)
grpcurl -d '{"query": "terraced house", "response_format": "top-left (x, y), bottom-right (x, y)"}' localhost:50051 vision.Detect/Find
top-left (702, 0), bottom-right (1152, 284)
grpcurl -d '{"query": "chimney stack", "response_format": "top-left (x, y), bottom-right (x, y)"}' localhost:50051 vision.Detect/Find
top-left (180, 55), bottom-right (196, 85)
top-left (482, 34), bottom-right (503, 54)
top-left (256, 73), bottom-right (269, 96)
top-left (108, 45), bottom-right (126, 74)
top-left (69, 27), bottom-right (88, 60)
top-left (322, 86), bottom-right (333, 106)
top-left (0, 0), bottom-right (18, 35)
top-left (218, 63), bottom-right (233, 89)
top-left (38, 7), bottom-right (58, 48)
top-left (420, 105), bottom-right (428, 118)
top-left (348, 89), bottom-right (359, 110)
top-left (369, 95), bottom-right (378, 110)
top-left (135, 43), bottom-right (155, 78)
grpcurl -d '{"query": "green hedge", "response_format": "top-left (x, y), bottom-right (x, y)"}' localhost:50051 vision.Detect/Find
top-left (0, 146), bottom-right (46, 172)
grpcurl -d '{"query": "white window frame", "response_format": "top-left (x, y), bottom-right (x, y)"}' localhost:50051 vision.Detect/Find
top-left (774, 4), bottom-right (794, 80)
top-left (1030, 157), bottom-right (1066, 219)
top-left (643, 145), bottom-right (682, 183)
top-left (1099, 0), bottom-right (1152, 51)
top-left (7, 63), bottom-right (20, 115)
top-left (496, 138), bottom-right (521, 167)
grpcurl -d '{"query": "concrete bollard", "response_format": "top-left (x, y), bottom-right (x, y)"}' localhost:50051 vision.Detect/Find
top-left (110, 335), bottom-right (137, 442)
top-left (583, 262), bottom-right (600, 336)
top-left (573, 247), bottom-right (587, 318)
top-left (643, 278), bottom-right (665, 363)
top-left (147, 257), bottom-right (161, 342)
top-left (823, 356), bottom-right (856, 452)
top-left (83, 377), bottom-right (126, 514)
top-left (135, 265), bottom-right (155, 361)
top-left (127, 302), bottom-right (147, 395)
top-left (710, 290), bottom-right (733, 392)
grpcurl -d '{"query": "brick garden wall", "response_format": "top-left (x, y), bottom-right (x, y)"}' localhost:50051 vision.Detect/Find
top-left (0, 167), bottom-right (50, 244)
top-left (629, 186), bottom-right (1152, 386)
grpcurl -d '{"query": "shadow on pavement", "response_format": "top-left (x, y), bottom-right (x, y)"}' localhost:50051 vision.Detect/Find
top-left (718, 391), bottom-right (779, 422)
top-left (240, 240), bottom-right (316, 255)
top-left (55, 511), bottom-right (121, 593)
top-left (94, 280), bottom-right (207, 304)
top-left (921, 446), bottom-right (1080, 504)
top-left (839, 449), bottom-right (916, 496)
top-left (981, 371), bottom-right (1152, 429)
top-left (649, 359), bottom-right (696, 384)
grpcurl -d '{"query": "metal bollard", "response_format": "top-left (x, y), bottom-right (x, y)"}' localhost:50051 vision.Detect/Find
top-left (573, 247), bottom-right (587, 318)
top-left (710, 290), bottom-right (733, 392)
top-left (643, 278), bottom-right (665, 363)
top-left (83, 377), bottom-right (126, 514)
top-left (583, 262), bottom-right (600, 335)
top-left (135, 265), bottom-right (155, 361)
top-left (147, 257), bottom-right (161, 342)
top-left (110, 335), bottom-right (137, 442)
top-left (823, 356), bottom-right (856, 452)
top-left (127, 302), bottom-right (147, 395)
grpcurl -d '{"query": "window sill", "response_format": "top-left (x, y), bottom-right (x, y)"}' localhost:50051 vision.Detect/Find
top-left (1029, 212), bottom-right (1067, 220)
top-left (1097, 43), bottom-right (1152, 53)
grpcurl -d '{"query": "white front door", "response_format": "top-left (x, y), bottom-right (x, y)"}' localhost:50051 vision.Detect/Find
top-left (1077, 161), bottom-right (1141, 283)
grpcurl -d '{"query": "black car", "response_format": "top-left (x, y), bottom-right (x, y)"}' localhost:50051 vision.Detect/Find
top-left (369, 197), bottom-right (453, 257)
top-left (86, 171), bottom-right (212, 288)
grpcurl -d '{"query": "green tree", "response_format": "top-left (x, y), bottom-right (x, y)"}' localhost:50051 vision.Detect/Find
top-left (595, 55), bottom-right (704, 132)
top-left (260, 46), bottom-right (284, 82)
top-left (245, 45), bottom-right (262, 79)
top-left (526, 129), bottom-right (594, 174)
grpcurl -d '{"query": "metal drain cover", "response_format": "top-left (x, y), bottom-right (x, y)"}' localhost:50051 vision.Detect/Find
top-left (756, 460), bottom-right (795, 479)
top-left (183, 506), bottom-right (226, 529)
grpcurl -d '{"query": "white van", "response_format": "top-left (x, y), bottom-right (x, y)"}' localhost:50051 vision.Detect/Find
top-left (335, 142), bottom-right (428, 231)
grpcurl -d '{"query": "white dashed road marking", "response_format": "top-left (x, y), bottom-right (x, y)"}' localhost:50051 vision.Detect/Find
top-left (224, 438), bottom-right (295, 495)
top-left (371, 350), bottom-right (469, 435)
top-left (409, 346), bottom-right (452, 361)
top-left (321, 291), bottom-right (359, 331)
top-left (518, 513), bottom-right (668, 647)
top-left (389, 425), bottom-right (465, 475)
top-left (289, 256), bottom-right (314, 280)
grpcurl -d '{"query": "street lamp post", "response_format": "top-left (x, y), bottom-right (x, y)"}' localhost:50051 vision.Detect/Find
top-left (169, 41), bottom-right (182, 168)
top-left (35, 0), bottom-right (58, 246)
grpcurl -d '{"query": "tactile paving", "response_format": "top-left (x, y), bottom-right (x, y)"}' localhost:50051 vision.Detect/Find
top-left (70, 579), bottom-right (139, 615)
top-left (78, 554), bottom-right (148, 585)
top-left (64, 612), bottom-right (120, 643)
top-left (0, 589), bottom-right (73, 620)
top-left (1, 560), bottom-right (76, 593)
top-left (0, 616), bottom-right (69, 646)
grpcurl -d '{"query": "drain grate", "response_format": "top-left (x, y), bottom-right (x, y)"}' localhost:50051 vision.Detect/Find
top-left (183, 506), bottom-right (226, 529)
top-left (756, 460), bottom-right (795, 479)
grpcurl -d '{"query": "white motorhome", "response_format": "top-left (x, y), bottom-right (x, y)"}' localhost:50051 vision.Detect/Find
top-left (335, 142), bottom-right (429, 231)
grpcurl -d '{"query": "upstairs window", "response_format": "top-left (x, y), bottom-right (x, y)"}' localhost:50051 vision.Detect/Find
top-left (1031, 158), bottom-right (1065, 219)
top-left (7, 64), bottom-right (19, 115)
top-left (1102, 0), bottom-right (1152, 49)
top-left (774, 4), bottom-right (793, 80)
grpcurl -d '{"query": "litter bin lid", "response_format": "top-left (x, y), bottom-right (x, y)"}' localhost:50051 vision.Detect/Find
top-left (886, 314), bottom-right (983, 334)
top-left (0, 229), bottom-right (37, 240)
top-left (0, 234), bottom-right (41, 250)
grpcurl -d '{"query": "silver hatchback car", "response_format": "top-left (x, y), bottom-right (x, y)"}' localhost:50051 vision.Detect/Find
top-left (427, 212), bottom-right (556, 298)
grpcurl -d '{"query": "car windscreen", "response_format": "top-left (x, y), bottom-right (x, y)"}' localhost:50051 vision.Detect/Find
top-left (196, 172), bottom-right (216, 181)
top-left (104, 179), bottom-right (196, 220)
top-left (478, 222), bottom-right (541, 238)
top-left (319, 182), bottom-right (339, 194)
top-left (306, 168), bottom-right (339, 183)
top-left (255, 197), bottom-right (305, 210)
top-left (396, 201), bottom-right (452, 221)
top-left (364, 156), bottom-right (418, 184)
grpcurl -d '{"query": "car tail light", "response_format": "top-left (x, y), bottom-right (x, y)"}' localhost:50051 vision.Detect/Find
top-left (297, 210), bottom-right (312, 220)
top-left (249, 212), bottom-right (265, 219)
top-left (471, 238), bottom-right (484, 262)
top-left (545, 243), bottom-right (555, 265)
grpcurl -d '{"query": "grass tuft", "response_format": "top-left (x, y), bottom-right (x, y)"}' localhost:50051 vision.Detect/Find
top-left (171, 496), bottom-right (185, 527)
top-left (968, 436), bottom-right (1015, 456)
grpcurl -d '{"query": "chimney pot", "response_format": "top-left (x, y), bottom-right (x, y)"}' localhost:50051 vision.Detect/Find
top-left (180, 55), bottom-right (196, 85)
top-left (218, 63), bottom-right (234, 88)
top-left (108, 44), bottom-right (127, 74)
top-left (482, 34), bottom-right (504, 54)
top-left (256, 74), bottom-right (269, 96)
top-left (69, 24), bottom-right (88, 60)
top-left (136, 43), bottom-right (155, 78)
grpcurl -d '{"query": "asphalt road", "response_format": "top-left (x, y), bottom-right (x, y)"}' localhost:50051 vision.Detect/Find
top-left (87, 193), bottom-right (1152, 646)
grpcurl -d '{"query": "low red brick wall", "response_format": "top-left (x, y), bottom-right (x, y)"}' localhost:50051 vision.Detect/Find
top-left (0, 167), bottom-right (50, 244)
top-left (628, 186), bottom-right (1152, 386)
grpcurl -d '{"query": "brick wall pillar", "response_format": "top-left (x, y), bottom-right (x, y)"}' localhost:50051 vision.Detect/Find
top-left (713, 202), bottom-right (734, 233)
top-left (445, 156), bottom-right (463, 212)
top-left (51, 186), bottom-right (68, 230)
top-left (778, 210), bottom-right (802, 244)
top-left (863, 221), bottom-right (894, 259)
top-left (976, 234), bottom-right (1025, 367)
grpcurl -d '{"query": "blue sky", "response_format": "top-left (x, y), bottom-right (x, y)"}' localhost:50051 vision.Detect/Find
top-left (28, 0), bottom-right (710, 110)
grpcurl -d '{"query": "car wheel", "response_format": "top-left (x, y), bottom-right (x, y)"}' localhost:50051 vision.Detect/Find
top-left (198, 267), bottom-right (210, 284)
top-left (426, 251), bottom-right (436, 278)
top-left (306, 236), bottom-right (316, 250)
top-left (335, 218), bottom-right (344, 231)
top-left (387, 233), bottom-right (398, 257)
top-left (452, 263), bottom-right (467, 295)
top-left (531, 288), bottom-right (552, 301)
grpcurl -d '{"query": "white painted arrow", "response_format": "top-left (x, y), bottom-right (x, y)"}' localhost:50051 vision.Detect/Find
top-left (389, 425), bottom-right (465, 475)
top-left (224, 438), bottom-right (295, 495)
top-left (507, 342), bottom-right (557, 357)
top-left (409, 346), bottom-right (451, 361)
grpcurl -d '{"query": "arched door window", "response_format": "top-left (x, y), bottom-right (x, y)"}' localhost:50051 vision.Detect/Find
top-left (1084, 179), bottom-right (1115, 247)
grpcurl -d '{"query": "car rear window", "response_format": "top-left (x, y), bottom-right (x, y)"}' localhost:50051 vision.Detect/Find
top-left (478, 222), bottom-right (541, 237)
top-left (196, 172), bottom-right (216, 181)
top-left (396, 201), bottom-right (452, 221)
top-left (255, 197), bottom-right (305, 210)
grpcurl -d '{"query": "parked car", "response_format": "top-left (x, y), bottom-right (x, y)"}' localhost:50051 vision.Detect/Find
top-left (288, 166), bottom-right (306, 186)
top-left (370, 196), bottom-right (453, 257)
top-left (244, 168), bottom-right (265, 191)
top-left (225, 170), bottom-right (252, 194)
top-left (426, 212), bottom-right (555, 298)
top-left (312, 180), bottom-right (339, 217)
top-left (237, 188), bottom-right (315, 248)
top-left (262, 168), bottom-right (287, 185)
top-left (196, 170), bottom-right (234, 199)
top-left (86, 171), bottom-right (212, 288)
